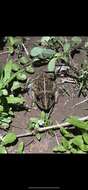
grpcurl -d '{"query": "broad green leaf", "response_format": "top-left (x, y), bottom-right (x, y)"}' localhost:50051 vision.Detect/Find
top-left (20, 56), bottom-right (28, 65)
top-left (70, 148), bottom-right (82, 154)
top-left (17, 142), bottom-right (24, 153)
top-left (1, 89), bottom-right (8, 96)
top-left (60, 127), bottom-right (74, 138)
top-left (3, 60), bottom-right (13, 83)
top-left (67, 116), bottom-right (88, 131)
top-left (0, 114), bottom-right (12, 124)
top-left (30, 47), bottom-right (55, 59)
top-left (71, 37), bottom-right (82, 45)
top-left (63, 43), bottom-right (70, 53)
top-left (8, 37), bottom-right (15, 46)
top-left (16, 72), bottom-right (27, 81)
top-left (42, 48), bottom-right (55, 59)
top-left (82, 133), bottom-right (88, 144)
top-left (30, 47), bottom-right (44, 57)
top-left (72, 135), bottom-right (84, 147)
top-left (9, 110), bottom-right (14, 116)
top-left (12, 63), bottom-right (20, 72)
top-left (61, 137), bottom-right (70, 150)
top-left (2, 132), bottom-right (17, 145)
top-left (0, 105), bottom-right (4, 112)
top-left (36, 133), bottom-right (41, 141)
top-left (53, 144), bottom-right (66, 152)
top-left (48, 58), bottom-right (57, 72)
top-left (0, 145), bottom-right (7, 154)
top-left (8, 46), bottom-right (14, 54)
top-left (11, 81), bottom-right (21, 91)
top-left (79, 144), bottom-right (88, 152)
top-left (0, 123), bottom-right (9, 129)
top-left (26, 65), bottom-right (34, 74)
top-left (6, 95), bottom-right (25, 104)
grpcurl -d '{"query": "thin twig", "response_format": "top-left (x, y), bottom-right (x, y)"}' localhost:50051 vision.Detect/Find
top-left (22, 43), bottom-right (29, 56)
top-left (72, 97), bottom-right (88, 108)
top-left (16, 115), bottom-right (88, 138)
top-left (25, 139), bottom-right (34, 147)
top-left (0, 51), bottom-right (9, 55)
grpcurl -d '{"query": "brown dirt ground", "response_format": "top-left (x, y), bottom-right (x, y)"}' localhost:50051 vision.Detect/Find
top-left (0, 36), bottom-right (88, 153)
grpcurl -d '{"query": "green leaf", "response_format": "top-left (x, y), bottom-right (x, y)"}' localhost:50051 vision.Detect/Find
top-left (3, 60), bottom-right (13, 83)
top-left (20, 56), bottom-right (28, 65)
top-left (53, 144), bottom-right (66, 152)
top-left (36, 133), bottom-right (41, 141)
top-left (6, 95), bottom-right (25, 104)
top-left (72, 135), bottom-right (84, 147)
top-left (1, 89), bottom-right (8, 96)
top-left (48, 58), bottom-right (57, 72)
top-left (63, 43), bottom-right (70, 53)
top-left (8, 37), bottom-right (15, 46)
top-left (28, 117), bottom-right (39, 130)
top-left (11, 81), bottom-right (21, 91)
top-left (60, 127), bottom-right (74, 138)
top-left (79, 144), bottom-right (88, 152)
top-left (82, 133), bottom-right (88, 144)
top-left (67, 116), bottom-right (88, 131)
top-left (16, 72), bottom-right (27, 81)
top-left (71, 37), bottom-right (82, 45)
top-left (0, 113), bottom-right (12, 128)
top-left (61, 137), bottom-right (70, 150)
top-left (8, 46), bottom-right (14, 54)
top-left (12, 63), bottom-right (20, 72)
top-left (30, 47), bottom-right (44, 57)
top-left (0, 123), bottom-right (10, 129)
top-left (17, 142), bottom-right (24, 153)
top-left (0, 145), bottom-right (7, 154)
top-left (54, 52), bottom-right (63, 58)
top-left (40, 111), bottom-right (46, 120)
top-left (70, 148), bottom-right (82, 154)
top-left (30, 47), bottom-right (55, 59)
top-left (42, 48), bottom-right (55, 59)
top-left (26, 65), bottom-right (34, 74)
top-left (0, 105), bottom-right (4, 112)
top-left (2, 132), bottom-right (17, 145)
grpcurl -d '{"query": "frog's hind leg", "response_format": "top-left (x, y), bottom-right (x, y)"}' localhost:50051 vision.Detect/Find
top-left (48, 103), bottom-right (55, 119)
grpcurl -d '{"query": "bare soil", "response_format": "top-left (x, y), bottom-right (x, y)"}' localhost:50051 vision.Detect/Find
top-left (0, 36), bottom-right (88, 153)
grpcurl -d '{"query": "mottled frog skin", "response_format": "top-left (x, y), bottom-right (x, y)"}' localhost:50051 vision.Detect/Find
top-left (30, 72), bottom-right (58, 112)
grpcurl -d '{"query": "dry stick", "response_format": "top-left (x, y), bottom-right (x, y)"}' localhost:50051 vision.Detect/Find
top-left (0, 51), bottom-right (9, 55)
top-left (72, 97), bottom-right (88, 108)
top-left (22, 43), bottom-right (29, 56)
top-left (16, 115), bottom-right (88, 138)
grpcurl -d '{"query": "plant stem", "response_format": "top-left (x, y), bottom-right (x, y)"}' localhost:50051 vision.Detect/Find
top-left (16, 115), bottom-right (88, 138)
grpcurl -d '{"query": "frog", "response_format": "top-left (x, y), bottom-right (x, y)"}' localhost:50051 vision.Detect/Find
top-left (27, 72), bottom-right (58, 113)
